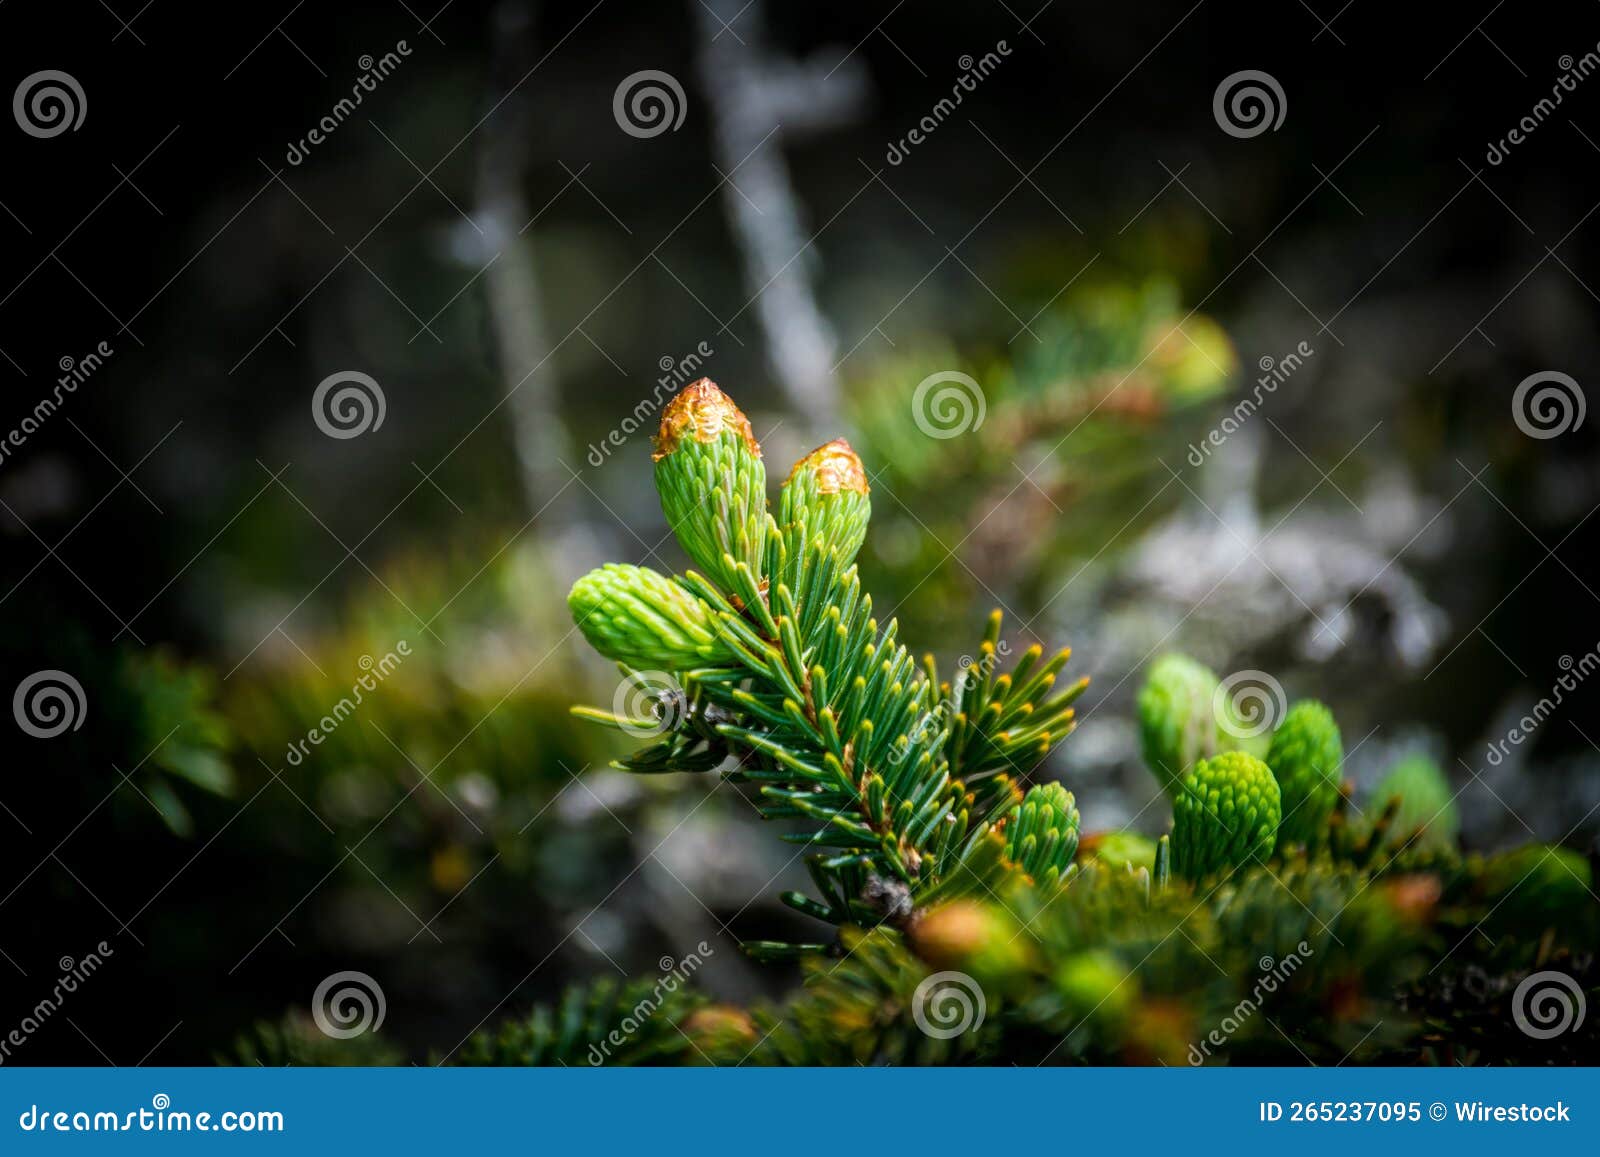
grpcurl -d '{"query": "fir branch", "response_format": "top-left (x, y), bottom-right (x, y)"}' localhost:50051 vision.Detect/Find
top-left (569, 380), bottom-right (1086, 947)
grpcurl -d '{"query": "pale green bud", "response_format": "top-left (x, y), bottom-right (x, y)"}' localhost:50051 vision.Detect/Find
top-left (652, 379), bottom-right (769, 595)
top-left (1172, 751), bottom-right (1280, 881)
top-left (568, 563), bottom-right (734, 669)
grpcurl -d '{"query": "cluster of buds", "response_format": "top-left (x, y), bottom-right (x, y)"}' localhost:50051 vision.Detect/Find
top-left (569, 379), bottom-right (871, 671)
top-left (1138, 657), bottom-right (1354, 877)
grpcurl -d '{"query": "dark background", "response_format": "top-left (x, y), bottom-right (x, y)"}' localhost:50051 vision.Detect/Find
top-left (3, 0), bottom-right (1598, 1064)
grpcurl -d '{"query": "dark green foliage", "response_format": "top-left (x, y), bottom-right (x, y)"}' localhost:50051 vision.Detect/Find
top-left (464, 841), bottom-right (1598, 1066)
top-left (226, 1016), bottom-right (403, 1067)
top-left (750, 927), bottom-right (998, 1066)
top-left (117, 651), bottom-right (237, 837)
top-left (457, 976), bottom-right (724, 1066)
top-left (1474, 844), bottom-right (1596, 942)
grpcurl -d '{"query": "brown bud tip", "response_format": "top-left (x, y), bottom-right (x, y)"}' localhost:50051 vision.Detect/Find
top-left (907, 899), bottom-right (991, 967)
top-left (654, 378), bottom-right (760, 461)
top-left (786, 437), bottom-right (868, 495)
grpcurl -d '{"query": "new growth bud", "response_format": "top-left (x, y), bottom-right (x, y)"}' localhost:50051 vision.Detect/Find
top-left (1003, 782), bottom-right (1080, 889)
top-left (568, 563), bottom-right (735, 669)
top-left (1265, 700), bottom-right (1342, 850)
top-left (1138, 654), bottom-right (1222, 797)
top-left (652, 379), bottom-right (769, 596)
top-left (777, 438), bottom-right (872, 573)
top-left (1171, 751), bottom-right (1281, 881)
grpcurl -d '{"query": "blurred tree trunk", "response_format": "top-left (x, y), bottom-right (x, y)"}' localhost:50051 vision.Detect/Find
top-left (478, 0), bottom-right (606, 581)
top-left (693, 0), bottom-right (867, 435)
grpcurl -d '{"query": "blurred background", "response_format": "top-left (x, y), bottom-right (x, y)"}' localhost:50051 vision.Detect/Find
top-left (2, 0), bottom-right (1598, 1063)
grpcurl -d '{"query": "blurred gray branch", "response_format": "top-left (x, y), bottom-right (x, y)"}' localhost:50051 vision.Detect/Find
top-left (475, 0), bottom-right (606, 581)
top-left (693, 0), bottom-right (869, 433)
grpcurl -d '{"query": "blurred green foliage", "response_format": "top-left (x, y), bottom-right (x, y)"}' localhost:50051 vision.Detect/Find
top-left (846, 281), bottom-right (1235, 633)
